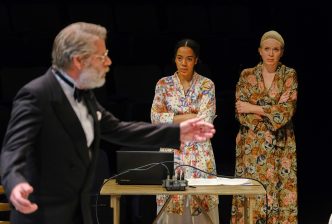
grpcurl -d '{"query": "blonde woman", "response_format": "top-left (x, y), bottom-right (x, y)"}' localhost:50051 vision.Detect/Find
top-left (232, 30), bottom-right (298, 223)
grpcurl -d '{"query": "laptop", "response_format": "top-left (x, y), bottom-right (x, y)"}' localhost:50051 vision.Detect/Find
top-left (115, 150), bottom-right (174, 185)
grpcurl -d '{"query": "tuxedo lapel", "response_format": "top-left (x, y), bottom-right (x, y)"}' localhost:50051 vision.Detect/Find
top-left (83, 91), bottom-right (100, 156)
top-left (48, 72), bottom-right (91, 166)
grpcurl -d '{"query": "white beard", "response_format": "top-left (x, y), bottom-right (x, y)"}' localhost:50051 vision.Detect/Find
top-left (77, 66), bottom-right (106, 89)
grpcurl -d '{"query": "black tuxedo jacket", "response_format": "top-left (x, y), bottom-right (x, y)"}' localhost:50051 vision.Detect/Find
top-left (0, 68), bottom-right (180, 224)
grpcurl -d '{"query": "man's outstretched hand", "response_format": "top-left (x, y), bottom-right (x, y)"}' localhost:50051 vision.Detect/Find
top-left (179, 117), bottom-right (216, 143)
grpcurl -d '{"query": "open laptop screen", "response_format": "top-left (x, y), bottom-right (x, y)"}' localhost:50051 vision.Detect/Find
top-left (115, 150), bottom-right (174, 185)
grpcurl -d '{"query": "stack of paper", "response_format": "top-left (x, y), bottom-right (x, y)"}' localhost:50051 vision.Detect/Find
top-left (187, 177), bottom-right (251, 186)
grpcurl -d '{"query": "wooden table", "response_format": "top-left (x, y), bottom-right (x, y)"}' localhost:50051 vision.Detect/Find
top-left (100, 179), bottom-right (266, 224)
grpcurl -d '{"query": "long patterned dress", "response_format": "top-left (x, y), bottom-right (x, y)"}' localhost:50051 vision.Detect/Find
top-left (231, 63), bottom-right (298, 224)
top-left (151, 72), bottom-right (219, 218)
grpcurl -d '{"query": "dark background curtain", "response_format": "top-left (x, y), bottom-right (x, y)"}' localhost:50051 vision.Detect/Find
top-left (0, 0), bottom-right (330, 223)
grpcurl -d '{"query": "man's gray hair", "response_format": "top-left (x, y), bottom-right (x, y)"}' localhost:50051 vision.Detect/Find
top-left (52, 22), bottom-right (107, 69)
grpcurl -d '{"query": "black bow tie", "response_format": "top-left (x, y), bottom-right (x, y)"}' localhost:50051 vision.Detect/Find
top-left (73, 88), bottom-right (89, 102)
top-left (54, 69), bottom-right (89, 102)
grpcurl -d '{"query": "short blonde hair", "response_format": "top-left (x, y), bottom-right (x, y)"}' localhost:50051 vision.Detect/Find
top-left (260, 30), bottom-right (284, 48)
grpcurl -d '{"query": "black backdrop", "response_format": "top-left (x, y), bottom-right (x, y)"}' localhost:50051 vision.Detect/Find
top-left (0, 0), bottom-right (331, 223)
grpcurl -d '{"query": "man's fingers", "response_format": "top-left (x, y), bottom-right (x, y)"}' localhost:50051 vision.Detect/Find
top-left (10, 183), bottom-right (38, 214)
top-left (15, 203), bottom-right (38, 214)
top-left (11, 194), bottom-right (38, 214)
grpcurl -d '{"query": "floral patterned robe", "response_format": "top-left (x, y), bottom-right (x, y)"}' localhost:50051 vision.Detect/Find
top-left (231, 63), bottom-right (298, 224)
top-left (151, 72), bottom-right (218, 216)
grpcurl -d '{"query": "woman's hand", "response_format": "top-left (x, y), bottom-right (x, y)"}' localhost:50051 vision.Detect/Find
top-left (236, 101), bottom-right (254, 114)
top-left (236, 101), bottom-right (265, 116)
top-left (173, 113), bottom-right (197, 124)
top-left (279, 90), bottom-right (290, 103)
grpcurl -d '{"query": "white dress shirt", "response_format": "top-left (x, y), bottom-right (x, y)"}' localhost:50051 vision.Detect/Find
top-left (54, 70), bottom-right (94, 149)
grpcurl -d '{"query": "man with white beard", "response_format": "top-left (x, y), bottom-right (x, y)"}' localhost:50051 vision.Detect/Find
top-left (0, 22), bottom-right (216, 224)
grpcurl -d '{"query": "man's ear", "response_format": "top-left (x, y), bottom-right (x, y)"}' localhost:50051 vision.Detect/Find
top-left (72, 55), bottom-right (84, 70)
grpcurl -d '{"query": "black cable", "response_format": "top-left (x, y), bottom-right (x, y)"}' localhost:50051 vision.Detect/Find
top-left (95, 162), bottom-right (269, 224)
top-left (174, 164), bottom-right (269, 224)
top-left (95, 161), bottom-right (178, 224)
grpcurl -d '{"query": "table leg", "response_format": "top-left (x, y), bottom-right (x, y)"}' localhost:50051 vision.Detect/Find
top-left (244, 196), bottom-right (254, 224)
top-left (110, 195), bottom-right (121, 224)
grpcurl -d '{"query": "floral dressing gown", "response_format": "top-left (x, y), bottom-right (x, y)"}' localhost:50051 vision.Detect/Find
top-left (151, 72), bottom-right (218, 216)
top-left (231, 63), bottom-right (298, 224)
